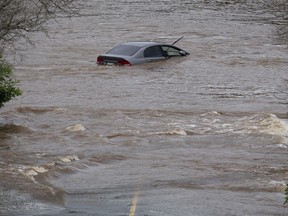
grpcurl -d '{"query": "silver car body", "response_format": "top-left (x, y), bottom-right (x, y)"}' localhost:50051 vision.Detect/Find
top-left (97, 41), bottom-right (189, 66)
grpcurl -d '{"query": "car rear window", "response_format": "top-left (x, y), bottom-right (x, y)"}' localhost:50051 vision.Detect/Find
top-left (107, 45), bottom-right (141, 56)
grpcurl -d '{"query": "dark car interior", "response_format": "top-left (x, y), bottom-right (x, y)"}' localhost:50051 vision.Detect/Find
top-left (143, 45), bottom-right (187, 59)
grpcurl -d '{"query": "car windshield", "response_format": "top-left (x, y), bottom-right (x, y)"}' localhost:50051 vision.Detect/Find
top-left (107, 45), bottom-right (141, 56)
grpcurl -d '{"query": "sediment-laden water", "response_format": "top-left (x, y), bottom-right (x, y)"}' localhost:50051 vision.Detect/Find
top-left (0, 0), bottom-right (288, 215)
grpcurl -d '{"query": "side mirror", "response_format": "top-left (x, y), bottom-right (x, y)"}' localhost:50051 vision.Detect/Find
top-left (163, 51), bottom-right (170, 59)
top-left (179, 50), bottom-right (187, 56)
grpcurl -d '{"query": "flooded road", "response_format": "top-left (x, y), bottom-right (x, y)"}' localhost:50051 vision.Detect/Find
top-left (0, 0), bottom-right (288, 215)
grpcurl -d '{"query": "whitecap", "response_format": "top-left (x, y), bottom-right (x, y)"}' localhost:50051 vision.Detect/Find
top-left (268, 180), bottom-right (286, 187)
top-left (258, 114), bottom-right (288, 136)
top-left (32, 166), bottom-right (48, 173)
top-left (58, 155), bottom-right (79, 163)
top-left (275, 144), bottom-right (288, 148)
top-left (200, 111), bottom-right (221, 117)
top-left (234, 113), bottom-right (288, 136)
top-left (153, 128), bottom-right (187, 136)
top-left (53, 107), bottom-right (68, 112)
top-left (20, 165), bottom-right (49, 182)
top-left (65, 124), bottom-right (86, 132)
top-left (166, 128), bottom-right (187, 135)
top-left (25, 169), bottom-right (38, 177)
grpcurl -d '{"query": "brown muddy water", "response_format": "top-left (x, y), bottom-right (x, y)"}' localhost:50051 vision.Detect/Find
top-left (1, 0), bottom-right (288, 215)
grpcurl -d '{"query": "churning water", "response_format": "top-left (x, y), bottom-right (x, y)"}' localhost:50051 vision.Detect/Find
top-left (0, 0), bottom-right (288, 215)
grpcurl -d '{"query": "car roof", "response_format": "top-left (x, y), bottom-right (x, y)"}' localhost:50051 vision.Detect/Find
top-left (121, 41), bottom-right (161, 47)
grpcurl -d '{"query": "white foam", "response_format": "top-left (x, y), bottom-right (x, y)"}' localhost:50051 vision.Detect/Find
top-left (275, 144), bottom-right (288, 148)
top-left (53, 107), bottom-right (68, 112)
top-left (234, 113), bottom-right (288, 136)
top-left (65, 124), bottom-right (86, 132)
top-left (258, 114), bottom-right (288, 136)
top-left (18, 165), bottom-right (49, 182)
top-left (165, 128), bottom-right (187, 136)
top-left (17, 155), bottom-right (79, 181)
top-left (200, 111), bottom-right (221, 117)
top-left (58, 155), bottom-right (79, 163)
top-left (152, 128), bottom-right (187, 136)
top-left (268, 180), bottom-right (286, 187)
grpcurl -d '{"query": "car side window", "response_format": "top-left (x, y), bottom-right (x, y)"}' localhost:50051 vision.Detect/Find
top-left (144, 46), bottom-right (164, 58)
top-left (161, 46), bottom-right (182, 57)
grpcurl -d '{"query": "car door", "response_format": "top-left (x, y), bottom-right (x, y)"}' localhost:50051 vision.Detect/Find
top-left (143, 46), bottom-right (166, 63)
top-left (160, 45), bottom-right (186, 58)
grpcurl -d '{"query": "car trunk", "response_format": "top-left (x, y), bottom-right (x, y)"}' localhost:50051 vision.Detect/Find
top-left (97, 56), bottom-right (131, 66)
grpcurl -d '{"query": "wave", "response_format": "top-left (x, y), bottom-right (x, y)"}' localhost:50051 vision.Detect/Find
top-left (153, 128), bottom-right (187, 136)
top-left (147, 112), bottom-right (288, 138)
top-left (16, 106), bottom-right (67, 114)
top-left (14, 154), bottom-right (127, 183)
top-left (65, 124), bottom-right (86, 132)
top-left (234, 113), bottom-right (288, 137)
top-left (102, 111), bottom-right (288, 138)
top-left (0, 124), bottom-right (31, 134)
top-left (17, 155), bottom-right (80, 183)
top-left (1, 153), bottom-right (127, 193)
top-left (0, 155), bottom-right (79, 205)
top-left (178, 111), bottom-right (288, 137)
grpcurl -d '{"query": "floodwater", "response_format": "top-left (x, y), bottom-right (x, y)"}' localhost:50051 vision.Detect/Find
top-left (1, 0), bottom-right (288, 215)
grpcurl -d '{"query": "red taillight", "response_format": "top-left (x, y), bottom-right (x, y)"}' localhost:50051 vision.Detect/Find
top-left (97, 56), bottom-right (104, 64)
top-left (117, 59), bottom-right (131, 66)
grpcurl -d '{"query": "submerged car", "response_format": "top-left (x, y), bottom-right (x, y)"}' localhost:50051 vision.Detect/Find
top-left (96, 41), bottom-right (189, 66)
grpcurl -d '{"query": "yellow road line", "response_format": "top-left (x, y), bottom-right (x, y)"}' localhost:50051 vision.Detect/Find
top-left (129, 191), bottom-right (140, 216)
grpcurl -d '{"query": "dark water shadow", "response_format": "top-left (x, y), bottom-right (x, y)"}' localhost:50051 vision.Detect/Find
top-left (274, 24), bottom-right (288, 46)
top-left (0, 124), bottom-right (31, 150)
top-left (263, 0), bottom-right (288, 46)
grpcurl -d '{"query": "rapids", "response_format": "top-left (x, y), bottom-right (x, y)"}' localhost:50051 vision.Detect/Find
top-left (0, 0), bottom-right (288, 215)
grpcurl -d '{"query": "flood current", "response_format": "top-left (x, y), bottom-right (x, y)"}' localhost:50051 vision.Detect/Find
top-left (0, 0), bottom-right (288, 215)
